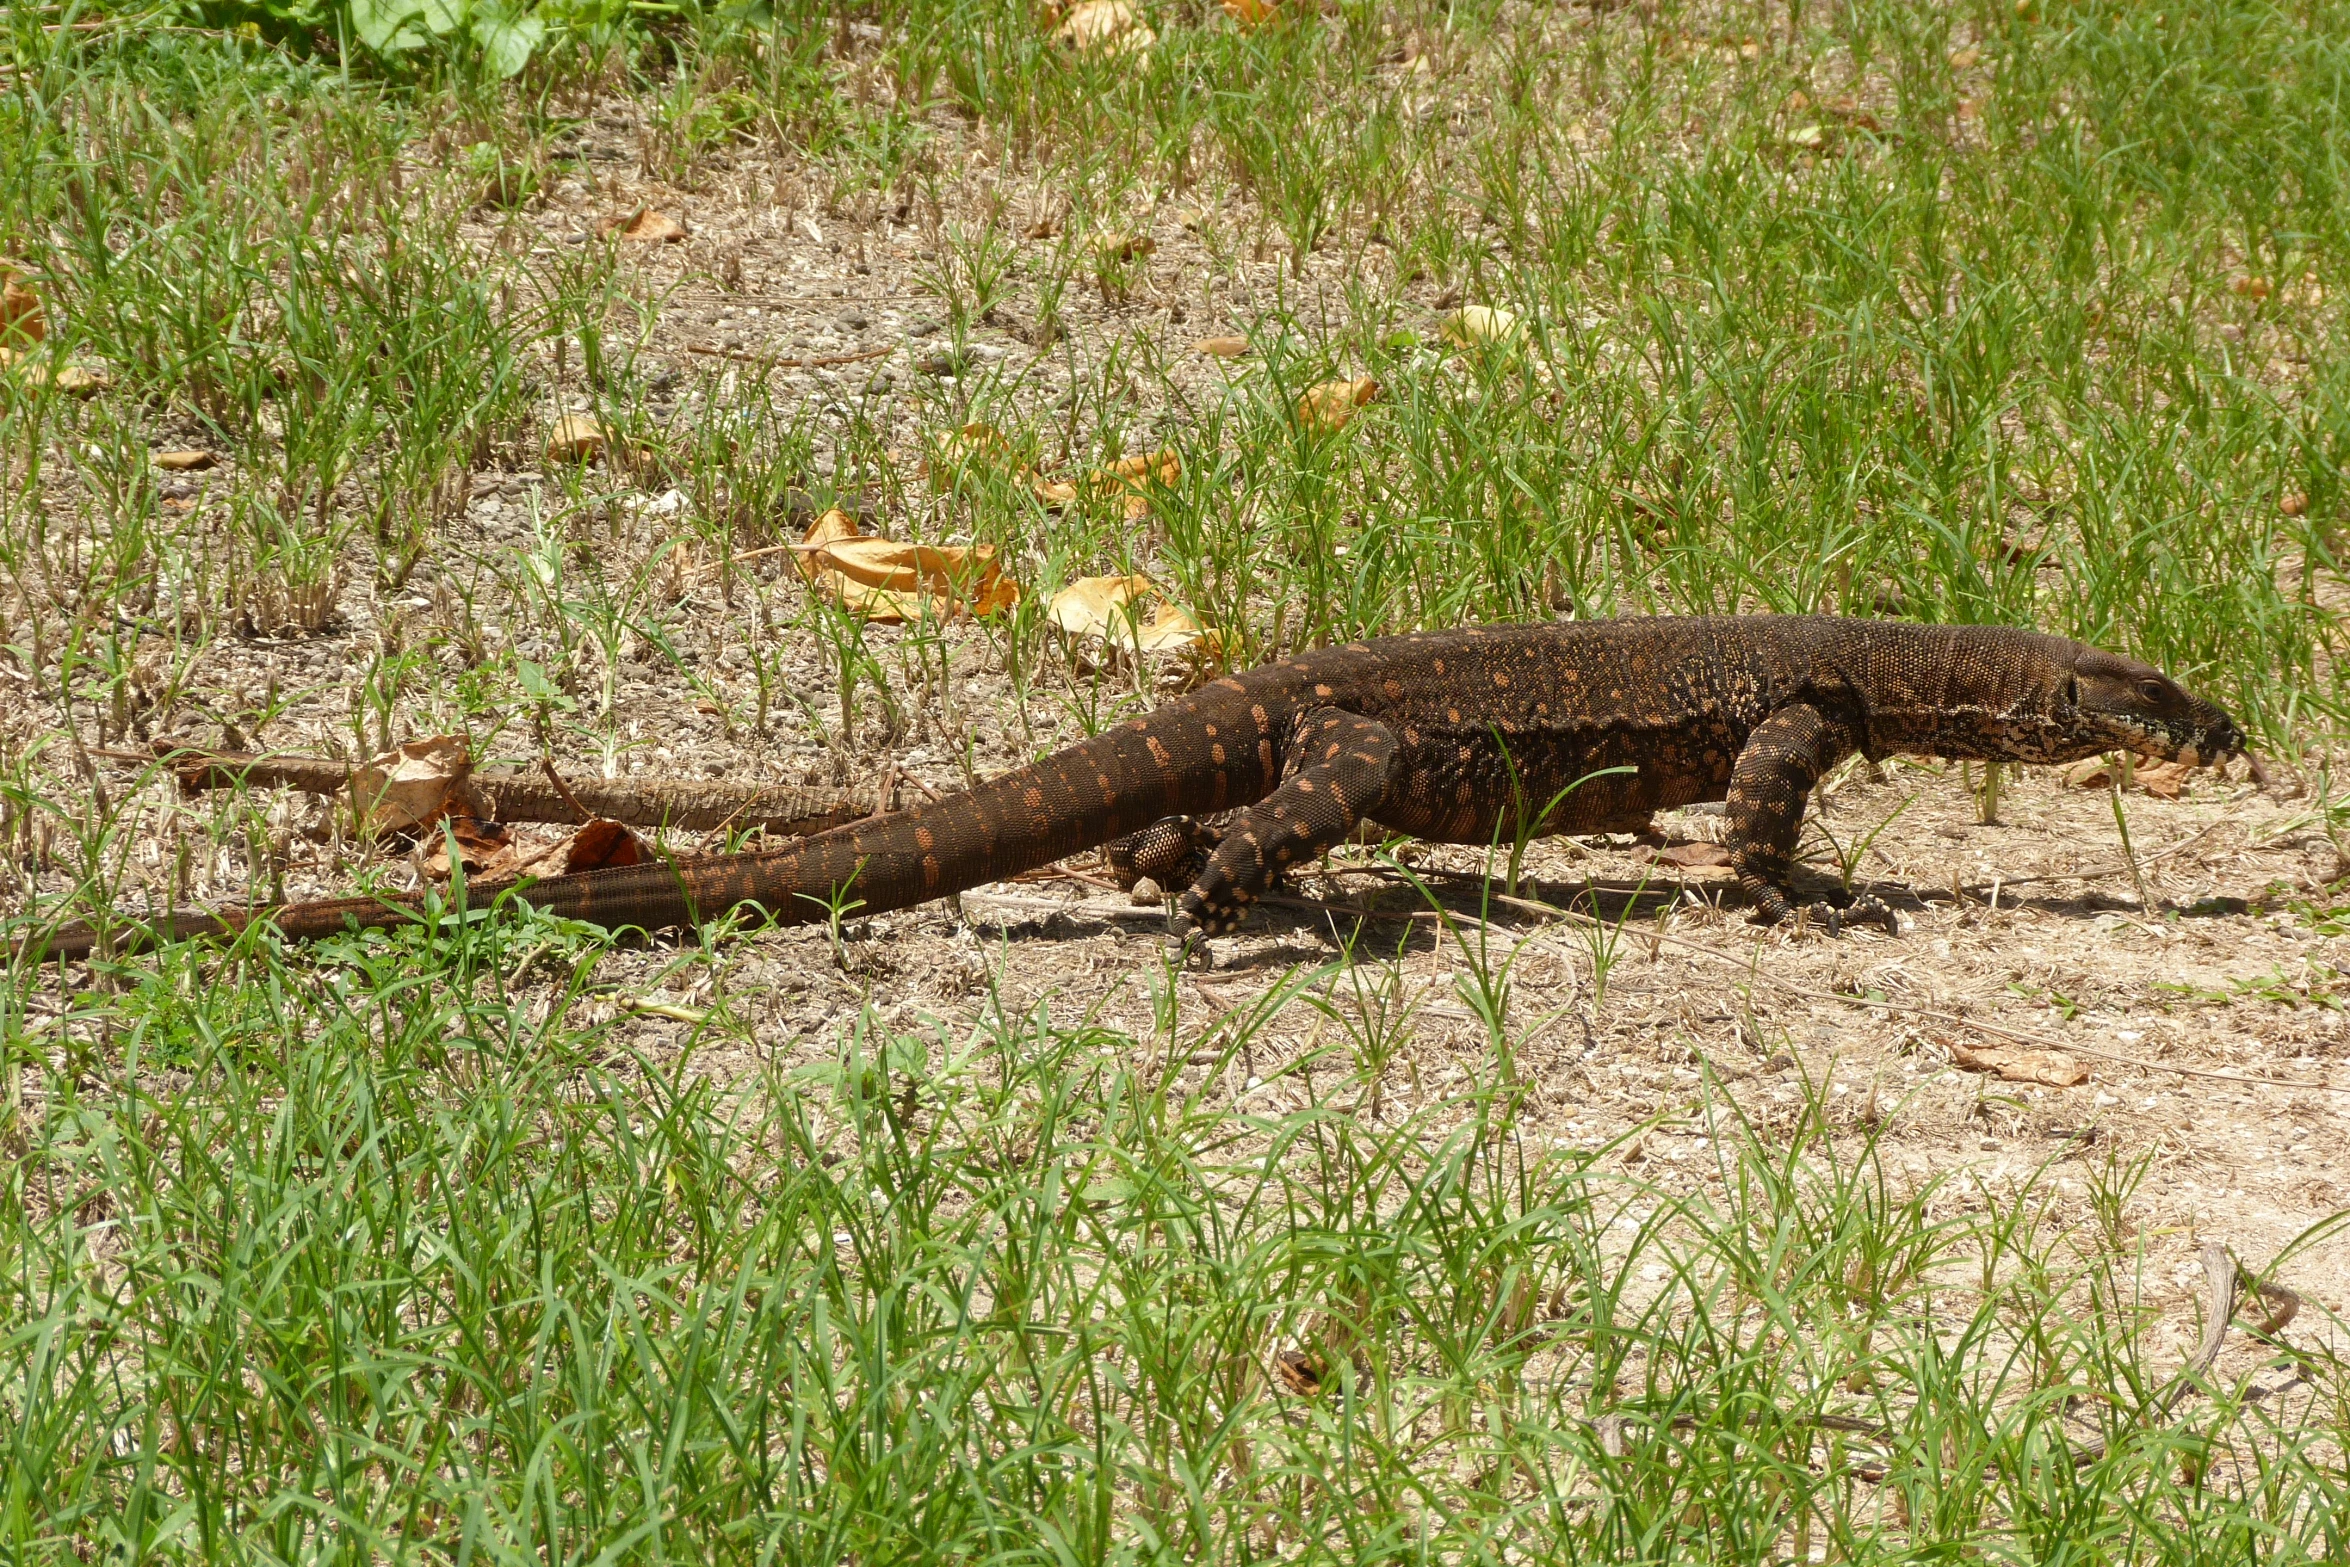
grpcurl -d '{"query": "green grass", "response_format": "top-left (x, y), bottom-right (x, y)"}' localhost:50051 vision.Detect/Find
top-left (5, 0), bottom-right (2350, 1556)
top-left (5, 914), bottom-right (2343, 1559)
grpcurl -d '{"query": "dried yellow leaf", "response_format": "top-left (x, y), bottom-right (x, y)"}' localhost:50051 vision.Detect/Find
top-left (0, 261), bottom-right (42, 349)
top-left (154, 448), bottom-right (218, 472)
top-left (1055, 0), bottom-right (1153, 53)
top-left (1443, 304), bottom-right (1524, 350)
top-left (605, 208), bottom-right (687, 243)
top-left (546, 413), bottom-right (608, 463)
top-left (1295, 377), bottom-right (1380, 434)
top-left (1090, 230), bottom-right (1157, 262)
top-left (1047, 574), bottom-right (1220, 658)
top-left (927, 421), bottom-right (1021, 487)
top-left (806, 535), bottom-right (1020, 623)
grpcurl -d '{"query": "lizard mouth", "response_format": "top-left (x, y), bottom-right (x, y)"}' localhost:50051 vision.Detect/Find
top-left (2096, 716), bottom-right (2244, 769)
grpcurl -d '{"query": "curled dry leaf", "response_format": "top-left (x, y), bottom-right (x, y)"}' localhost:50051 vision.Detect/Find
top-left (1295, 377), bottom-right (1380, 434)
top-left (0, 261), bottom-right (42, 348)
top-left (1443, 304), bottom-right (1524, 350)
top-left (2060, 754), bottom-right (2196, 799)
top-left (561, 818), bottom-right (648, 873)
top-left (1055, 0), bottom-right (1153, 53)
top-left (1192, 334), bottom-right (1251, 357)
top-left (2280, 491), bottom-right (2308, 517)
top-left (1090, 230), bottom-right (1156, 263)
top-left (546, 412), bottom-right (609, 463)
top-left (791, 506), bottom-right (866, 580)
top-left (927, 420), bottom-right (1018, 487)
top-left (798, 507), bottom-right (1019, 623)
top-left (423, 816), bottom-right (519, 880)
top-left (351, 735), bottom-right (476, 835)
top-left (48, 364), bottom-right (110, 396)
top-left (154, 448), bottom-right (217, 472)
top-left (1949, 1041), bottom-right (2088, 1088)
top-left (1047, 574), bottom-right (1221, 659)
top-left (1031, 447), bottom-right (1178, 519)
top-left (1270, 1349), bottom-right (1324, 1396)
top-left (1221, 0), bottom-right (1275, 22)
top-left (606, 208), bottom-right (688, 243)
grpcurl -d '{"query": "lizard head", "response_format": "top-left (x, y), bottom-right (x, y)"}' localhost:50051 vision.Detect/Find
top-left (2062, 648), bottom-right (2244, 767)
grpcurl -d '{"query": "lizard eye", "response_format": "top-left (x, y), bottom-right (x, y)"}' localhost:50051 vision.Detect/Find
top-left (2137, 677), bottom-right (2167, 703)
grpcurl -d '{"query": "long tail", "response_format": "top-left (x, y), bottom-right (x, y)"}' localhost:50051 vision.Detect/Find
top-left (22, 711), bottom-right (1235, 964)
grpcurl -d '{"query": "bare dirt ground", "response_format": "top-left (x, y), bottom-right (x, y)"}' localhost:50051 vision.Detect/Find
top-left (24, 99), bottom-right (2349, 1373)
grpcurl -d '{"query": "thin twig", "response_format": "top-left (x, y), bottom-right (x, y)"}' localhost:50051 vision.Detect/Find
top-left (686, 342), bottom-right (892, 371)
top-left (539, 757), bottom-right (595, 824)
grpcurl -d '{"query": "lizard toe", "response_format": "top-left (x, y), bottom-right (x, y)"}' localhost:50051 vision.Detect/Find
top-left (1844, 893), bottom-right (1899, 934)
top-left (1177, 888), bottom-right (1247, 938)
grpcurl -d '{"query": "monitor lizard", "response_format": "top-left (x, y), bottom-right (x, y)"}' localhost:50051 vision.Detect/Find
top-left (23, 615), bottom-right (2245, 963)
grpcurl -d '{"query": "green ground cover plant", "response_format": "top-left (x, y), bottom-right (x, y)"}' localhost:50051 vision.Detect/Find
top-left (3, 0), bottom-right (2348, 1556)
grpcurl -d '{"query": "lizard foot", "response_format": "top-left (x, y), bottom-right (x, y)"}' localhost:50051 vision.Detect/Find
top-left (1747, 887), bottom-right (1899, 937)
top-left (1176, 884), bottom-right (1251, 938)
top-left (1107, 815), bottom-right (1222, 892)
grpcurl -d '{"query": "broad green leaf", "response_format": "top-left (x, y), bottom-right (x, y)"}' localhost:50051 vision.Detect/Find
top-left (471, 6), bottom-right (546, 78)
top-left (347, 0), bottom-right (421, 50)
top-left (419, 0), bottom-right (464, 36)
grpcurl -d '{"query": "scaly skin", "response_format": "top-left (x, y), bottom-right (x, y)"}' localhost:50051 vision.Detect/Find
top-left (22, 616), bottom-right (2245, 962)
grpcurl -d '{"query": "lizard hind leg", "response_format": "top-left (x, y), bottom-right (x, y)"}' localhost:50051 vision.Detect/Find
top-left (1725, 702), bottom-right (1897, 936)
top-left (1104, 815), bottom-right (1224, 893)
top-left (1177, 708), bottom-right (1399, 938)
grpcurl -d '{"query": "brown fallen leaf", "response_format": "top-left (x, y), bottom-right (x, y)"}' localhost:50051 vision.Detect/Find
top-left (1221, 0), bottom-right (1275, 20)
top-left (350, 735), bottom-right (476, 836)
top-left (1029, 447), bottom-right (1178, 518)
top-left (423, 816), bottom-right (520, 879)
top-left (154, 448), bottom-right (217, 472)
top-left (926, 420), bottom-right (1021, 488)
top-left (1270, 1349), bottom-right (1324, 1396)
top-left (792, 505), bottom-right (868, 582)
top-left (1090, 230), bottom-right (1156, 263)
top-left (1055, 0), bottom-right (1153, 53)
top-left (1949, 1041), bottom-right (2088, 1088)
top-left (0, 261), bottom-right (42, 348)
top-left (2280, 491), bottom-right (2309, 517)
top-left (605, 208), bottom-right (687, 243)
top-left (1295, 377), bottom-right (1380, 434)
top-left (2231, 274), bottom-right (2272, 301)
top-left (2061, 753), bottom-right (2196, 797)
top-left (561, 817), bottom-right (648, 872)
top-left (546, 413), bottom-right (608, 463)
top-left (1658, 841), bottom-right (1732, 869)
top-left (1192, 334), bottom-right (1251, 357)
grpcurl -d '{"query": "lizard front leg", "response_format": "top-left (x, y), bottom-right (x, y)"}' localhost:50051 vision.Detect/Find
top-left (1726, 702), bottom-right (1895, 935)
top-left (1178, 708), bottom-right (1398, 938)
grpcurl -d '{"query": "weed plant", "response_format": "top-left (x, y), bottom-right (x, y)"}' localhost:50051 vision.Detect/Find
top-left (4, 0), bottom-right (2350, 1556)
